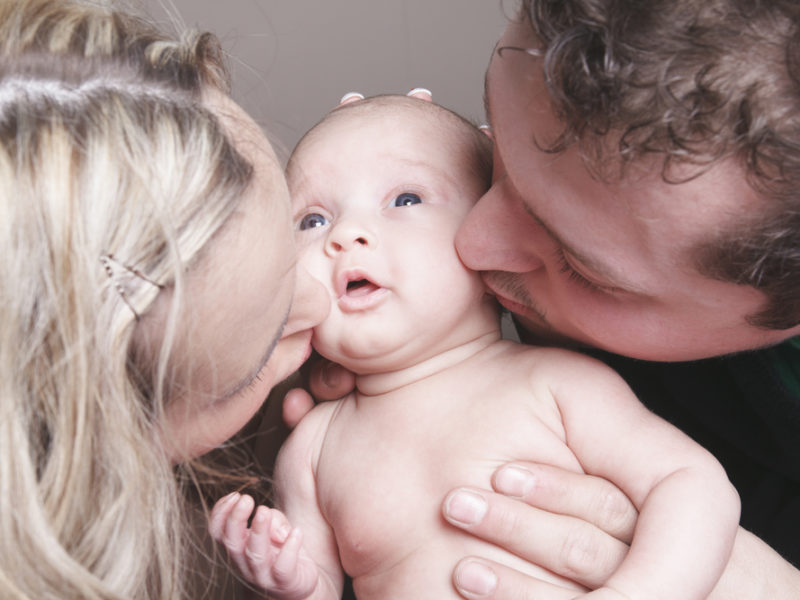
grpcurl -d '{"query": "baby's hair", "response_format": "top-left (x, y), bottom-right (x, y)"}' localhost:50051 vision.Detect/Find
top-left (288, 94), bottom-right (493, 194)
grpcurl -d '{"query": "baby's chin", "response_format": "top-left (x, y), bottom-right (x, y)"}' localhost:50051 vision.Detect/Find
top-left (313, 340), bottom-right (412, 376)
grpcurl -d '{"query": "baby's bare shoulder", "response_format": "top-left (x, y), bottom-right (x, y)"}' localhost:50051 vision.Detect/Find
top-left (482, 340), bottom-right (607, 377)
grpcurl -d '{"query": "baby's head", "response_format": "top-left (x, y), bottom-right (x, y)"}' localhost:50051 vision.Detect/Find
top-left (287, 95), bottom-right (496, 374)
top-left (287, 94), bottom-right (491, 191)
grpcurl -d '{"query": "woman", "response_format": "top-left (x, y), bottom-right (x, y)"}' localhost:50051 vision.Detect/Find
top-left (0, 0), bottom-right (327, 598)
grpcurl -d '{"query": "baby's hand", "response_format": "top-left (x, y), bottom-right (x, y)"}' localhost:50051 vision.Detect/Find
top-left (210, 493), bottom-right (321, 600)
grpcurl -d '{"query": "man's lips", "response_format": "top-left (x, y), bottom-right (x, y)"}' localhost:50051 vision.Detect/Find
top-left (493, 292), bottom-right (529, 317)
top-left (481, 274), bottom-right (535, 320)
top-left (481, 273), bottom-right (553, 332)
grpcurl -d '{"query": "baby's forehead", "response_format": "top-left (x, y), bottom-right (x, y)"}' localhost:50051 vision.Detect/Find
top-left (297, 99), bottom-right (463, 159)
top-left (324, 99), bottom-right (437, 137)
top-left (286, 95), bottom-right (491, 194)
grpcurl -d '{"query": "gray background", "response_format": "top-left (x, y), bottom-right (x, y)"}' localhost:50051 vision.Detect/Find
top-left (138, 0), bottom-right (510, 161)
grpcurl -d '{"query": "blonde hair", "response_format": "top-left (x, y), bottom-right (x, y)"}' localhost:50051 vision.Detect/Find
top-left (0, 0), bottom-right (256, 597)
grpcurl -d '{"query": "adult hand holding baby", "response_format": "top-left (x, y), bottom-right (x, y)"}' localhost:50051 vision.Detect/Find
top-left (445, 463), bottom-right (796, 600)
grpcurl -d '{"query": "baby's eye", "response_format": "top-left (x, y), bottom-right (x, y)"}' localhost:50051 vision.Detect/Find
top-left (391, 192), bottom-right (422, 207)
top-left (298, 213), bottom-right (329, 230)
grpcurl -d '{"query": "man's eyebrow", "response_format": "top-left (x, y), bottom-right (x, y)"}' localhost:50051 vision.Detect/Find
top-left (222, 306), bottom-right (291, 400)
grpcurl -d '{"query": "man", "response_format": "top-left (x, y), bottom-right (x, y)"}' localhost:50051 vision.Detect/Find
top-left (445, 2), bottom-right (800, 598)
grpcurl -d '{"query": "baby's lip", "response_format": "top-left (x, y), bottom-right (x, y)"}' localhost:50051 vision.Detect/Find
top-left (336, 268), bottom-right (388, 313)
top-left (336, 268), bottom-right (381, 298)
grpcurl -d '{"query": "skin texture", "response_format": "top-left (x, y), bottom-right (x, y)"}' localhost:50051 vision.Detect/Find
top-left (439, 15), bottom-right (800, 600)
top-left (455, 17), bottom-right (800, 363)
top-left (297, 16), bottom-right (800, 600)
top-left (213, 98), bottom-right (740, 600)
top-left (157, 93), bottom-right (329, 461)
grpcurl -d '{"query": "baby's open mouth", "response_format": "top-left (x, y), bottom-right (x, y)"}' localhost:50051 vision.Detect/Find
top-left (337, 271), bottom-right (388, 312)
top-left (346, 278), bottom-right (379, 296)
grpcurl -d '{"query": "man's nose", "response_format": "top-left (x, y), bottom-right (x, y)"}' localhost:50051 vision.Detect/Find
top-left (456, 178), bottom-right (546, 274)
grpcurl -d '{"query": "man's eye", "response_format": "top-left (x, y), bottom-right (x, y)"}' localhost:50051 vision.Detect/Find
top-left (298, 213), bottom-right (328, 230)
top-left (391, 192), bottom-right (422, 207)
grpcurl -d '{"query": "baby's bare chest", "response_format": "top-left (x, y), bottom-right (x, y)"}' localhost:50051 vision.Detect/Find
top-left (315, 376), bottom-right (582, 587)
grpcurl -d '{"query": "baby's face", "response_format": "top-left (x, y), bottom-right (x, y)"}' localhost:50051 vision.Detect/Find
top-left (288, 105), bottom-right (487, 373)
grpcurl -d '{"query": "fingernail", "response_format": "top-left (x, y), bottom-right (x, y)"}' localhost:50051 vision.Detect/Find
top-left (407, 87), bottom-right (432, 97)
top-left (444, 489), bottom-right (487, 526)
top-left (273, 520), bottom-right (290, 543)
top-left (222, 491), bottom-right (240, 505)
top-left (495, 465), bottom-right (534, 498)
top-left (322, 362), bottom-right (341, 388)
top-left (455, 559), bottom-right (497, 597)
top-left (339, 92), bottom-right (364, 104)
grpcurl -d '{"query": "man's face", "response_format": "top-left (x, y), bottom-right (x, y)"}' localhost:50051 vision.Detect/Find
top-left (456, 16), bottom-right (799, 361)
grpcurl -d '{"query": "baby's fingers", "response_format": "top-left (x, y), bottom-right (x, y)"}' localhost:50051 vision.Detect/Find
top-left (219, 494), bottom-right (257, 580)
top-left (273, 527), bottom-right (304, 583)
top-left (209, 492), bottom-right (240, 541)
top-left (248, 509), bottom-right (318, 597)
top-left (274, 528), bottom-right (321, 598)
top-left (244, 507), bottom-right (281, 587)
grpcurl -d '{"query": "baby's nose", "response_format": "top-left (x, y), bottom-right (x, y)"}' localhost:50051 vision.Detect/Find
top-left (325, 220), bottom-right (377, 254)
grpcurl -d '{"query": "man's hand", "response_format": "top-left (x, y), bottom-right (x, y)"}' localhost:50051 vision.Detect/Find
top-left (282, 354), bottom-right (355, 429)
top-left (443, 462), bottom-right (800, 599)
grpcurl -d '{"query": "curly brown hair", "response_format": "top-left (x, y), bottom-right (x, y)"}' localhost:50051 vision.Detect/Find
top-left (522, 0), bottom-right (800, 329)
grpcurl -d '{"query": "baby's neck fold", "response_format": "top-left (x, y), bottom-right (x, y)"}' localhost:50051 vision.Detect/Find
top-left (353, 330), bottom-right (501, 397)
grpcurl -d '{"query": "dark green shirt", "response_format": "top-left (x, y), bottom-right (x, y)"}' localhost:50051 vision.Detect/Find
top-left (595, 337), bottom-right (800, 567)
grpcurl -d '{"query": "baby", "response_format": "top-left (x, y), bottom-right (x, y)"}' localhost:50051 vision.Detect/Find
top-left (211, 93), bottom-right (740, 599)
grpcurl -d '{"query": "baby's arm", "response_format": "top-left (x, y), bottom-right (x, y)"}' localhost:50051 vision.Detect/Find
top-left (543, 350), bottom-right (740, 600)
top-left (210, 403), bottom-right (344, 600)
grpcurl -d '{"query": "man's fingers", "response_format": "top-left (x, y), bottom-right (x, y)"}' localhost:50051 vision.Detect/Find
top-left (492, 463), bottom-right (637, 543)
top-left (443, 488), bottom-right (628, 589)
top-left (283, 388), bottom-right (316, 428)
top-left (453, 558), bottom-right (585, 600)
top-left (308, 357), bottom-right (355, 402)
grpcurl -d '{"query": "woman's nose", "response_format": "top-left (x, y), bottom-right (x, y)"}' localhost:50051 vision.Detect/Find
top-left (324, 220), bottom-right (377, 256)
top-left (282, 265), bottom-right (330, 338)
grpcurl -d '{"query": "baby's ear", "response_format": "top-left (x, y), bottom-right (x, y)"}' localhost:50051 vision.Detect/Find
top-left (407, 87), bottom-right (432, 102)
top-left (339, 92), bottom-right (365, 106)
